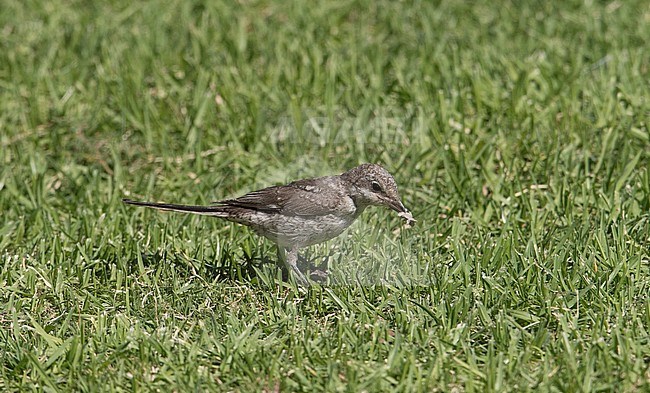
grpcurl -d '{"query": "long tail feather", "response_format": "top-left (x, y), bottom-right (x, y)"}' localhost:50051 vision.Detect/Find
top-left (122, 199), bottom-right (226, 216)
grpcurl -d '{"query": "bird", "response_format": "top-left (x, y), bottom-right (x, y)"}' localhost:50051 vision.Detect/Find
top-left (123, 163), bottom-right (415, 285)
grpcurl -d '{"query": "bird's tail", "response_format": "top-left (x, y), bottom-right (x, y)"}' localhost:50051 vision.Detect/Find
top-left (122, 199), bottom-right (228, 217)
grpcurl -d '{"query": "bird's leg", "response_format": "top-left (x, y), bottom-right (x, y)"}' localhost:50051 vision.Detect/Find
top-left (297, 251), bottom-right (329, 282)
top-left (283, 246), bottom-right (309, 286)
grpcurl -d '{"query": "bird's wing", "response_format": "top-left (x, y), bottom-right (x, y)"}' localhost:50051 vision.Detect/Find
top-left (215, 177), bottom-right (348, 217)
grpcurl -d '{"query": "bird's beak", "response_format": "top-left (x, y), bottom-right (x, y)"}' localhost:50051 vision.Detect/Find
top-left (388, 199), bottom-right (408, 213)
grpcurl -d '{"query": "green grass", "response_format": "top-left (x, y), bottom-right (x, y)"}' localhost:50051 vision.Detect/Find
top-left (1, 0), bottom-right (649, 391)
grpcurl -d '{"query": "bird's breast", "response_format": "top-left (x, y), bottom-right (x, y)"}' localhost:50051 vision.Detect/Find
top-left (252, 213), bottom-right (358, 248)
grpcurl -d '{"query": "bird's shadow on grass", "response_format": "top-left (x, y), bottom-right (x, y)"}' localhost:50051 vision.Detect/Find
top-left (132, 248), bottom-right (332, 285)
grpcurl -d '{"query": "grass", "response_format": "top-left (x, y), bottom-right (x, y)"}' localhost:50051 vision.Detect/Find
top-left (1, 0), bottom-right (649, 391)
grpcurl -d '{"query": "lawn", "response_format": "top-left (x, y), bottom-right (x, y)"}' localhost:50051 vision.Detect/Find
top-left (1, 0), bottom-right (649, 391)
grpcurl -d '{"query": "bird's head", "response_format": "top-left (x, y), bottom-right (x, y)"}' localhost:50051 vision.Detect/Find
top-left (342, 164), bottom-right (415, 224)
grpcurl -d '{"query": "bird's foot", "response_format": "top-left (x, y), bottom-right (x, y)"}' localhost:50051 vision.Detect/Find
top-left (309, 269), bottom-right (329, 283)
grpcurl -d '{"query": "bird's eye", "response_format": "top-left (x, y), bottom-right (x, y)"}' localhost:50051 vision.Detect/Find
top-left (371, 181), bottom-right (382, 192)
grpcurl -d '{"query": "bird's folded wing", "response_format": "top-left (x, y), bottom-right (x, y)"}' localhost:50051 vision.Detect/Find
top-left (215, 178), bottom-right (348, 217)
